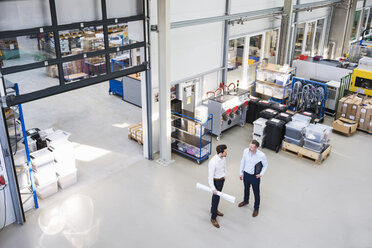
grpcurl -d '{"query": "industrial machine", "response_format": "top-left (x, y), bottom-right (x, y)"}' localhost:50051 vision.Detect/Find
top-left (349, 68), bottom-right (372, 96)
top-left (208, 88), bottom-right (249, 140)
top-left (325, 80), bottom-right (341, 115)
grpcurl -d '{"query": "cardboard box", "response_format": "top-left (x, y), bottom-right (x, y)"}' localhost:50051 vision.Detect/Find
top-left (332, 117), bottom-right (358, 136)
top-left (356, 105), bottom-right (372, 129)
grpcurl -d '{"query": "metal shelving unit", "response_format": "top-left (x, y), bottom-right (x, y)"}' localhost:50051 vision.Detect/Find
top-left (171, 111), bottom-right (213, 164)
top-left (6, 83), bottom-right (39, 212)
top-left (254, 63), bottom-right (296, 104)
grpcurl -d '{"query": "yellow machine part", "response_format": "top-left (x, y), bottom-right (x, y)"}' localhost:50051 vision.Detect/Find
top-left (350, 68), bottom-right (372, 96)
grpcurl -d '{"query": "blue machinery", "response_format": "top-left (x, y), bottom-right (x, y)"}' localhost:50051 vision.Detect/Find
top-left (288, 77), bottom-right (329, 121)
top-left (171, 111), bottom-right (213, 164)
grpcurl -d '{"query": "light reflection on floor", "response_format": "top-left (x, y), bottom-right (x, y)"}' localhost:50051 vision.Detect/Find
top-left (38, 194), bottom-right (100, 248)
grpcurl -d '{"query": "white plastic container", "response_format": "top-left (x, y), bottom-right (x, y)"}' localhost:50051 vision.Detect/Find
top-left (39, 128), bottom-right (55, 141)
top-left (256, 82), bottom-right (265, 94)
top-left (195, 105), bottom-right (209, 123)
top-left (30, 148), bottom-right (55, 168)
top-left (264, 85), bottom-right (273, 96)
top-left (253, 118), bottom-right (268, 136)
top-left (46, 129), bottom-right (71, 146)
top-left (33, 162), bottom-right (57, 187)
top-left (57, 169), bottom-right (77, 189)
top-left (252, 133), bottom-right (264, 147)
top-left (36, 179), bottom-right (58, 199)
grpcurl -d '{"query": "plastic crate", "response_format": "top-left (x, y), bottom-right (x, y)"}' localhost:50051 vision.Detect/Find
top-left (57, 169), bottom-right (77, 189)
top-left (285, 121), bottom-right (308, 140)
top-left (36, 179), bottom-right (58, 199)
top-left (292, 113), bottom-right (311, 124)
top-left (303, 138), bottom-right (325, 153)
top-left (253, 117), bottom-right (268, 136)
top-left (305, 124), bottom-right (332, 143)
top-left (284, 135), bottom-right (304, 146)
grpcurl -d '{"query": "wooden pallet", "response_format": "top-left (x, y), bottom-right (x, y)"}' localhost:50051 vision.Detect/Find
top-left (282, 141), bottom-right (331, 165)
top-left (128, 123), bottom-right (143, 145)
top-left (128, 134), bottom-right (143, 145)
top-left (357, 128), bottom-right (372, 134)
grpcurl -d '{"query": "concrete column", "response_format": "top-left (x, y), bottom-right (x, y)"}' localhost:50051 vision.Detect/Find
top-left (327, 0), bottom-right (357, 58)
top-left (157, 0), bottom-right (173, 165)
top-left (278, 0), bottom-right (294, 65)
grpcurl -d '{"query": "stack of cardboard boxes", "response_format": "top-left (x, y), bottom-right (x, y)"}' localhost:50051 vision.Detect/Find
top-left (334, 94), bottom-right (372, 134)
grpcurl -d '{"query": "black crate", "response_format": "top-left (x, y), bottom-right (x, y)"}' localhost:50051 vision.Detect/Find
top-left (171, 99), bottom-right (182, 113)
top-left (246, 96), bottom-right (260, 124)
top-left (259, 108), bottom-right (278, 120)
top-left (256, 100), bottom-right (272, 120)
top-left (262, 118), bottom-right (286, 152)
top-left (276, 112), bottom-right (292, 123)
top-left (270, 102), bottom-right (288, 113)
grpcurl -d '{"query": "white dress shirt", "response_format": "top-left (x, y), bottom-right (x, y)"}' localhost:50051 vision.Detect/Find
top-left (240, 149), bottom-right (268, 176)
top-left (208, 154), bottom-right (226, 191)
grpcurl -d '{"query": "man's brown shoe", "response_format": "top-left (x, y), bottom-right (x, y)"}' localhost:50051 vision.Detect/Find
top-left (238, 201), bottom-right (248, 207)
top-left (217, 210), bottom-right (224, 217)
top-left (211, 219), bottom-right (220, 228)
top-left (252, 210), bottom-right (259, 217)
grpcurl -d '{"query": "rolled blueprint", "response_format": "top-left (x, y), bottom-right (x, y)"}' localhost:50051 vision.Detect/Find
top-left (196, 183), bottom-right (236, 204)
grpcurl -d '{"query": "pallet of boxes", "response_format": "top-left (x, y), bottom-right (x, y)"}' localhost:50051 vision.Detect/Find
top-left (128, 123), bottom-right (143, 145)
top-left (30, 129), bottom-right (77, 199)
top-left (282, 114), bottom-right (332, 165)
top-left (333, 94), bottom-right (372, 135)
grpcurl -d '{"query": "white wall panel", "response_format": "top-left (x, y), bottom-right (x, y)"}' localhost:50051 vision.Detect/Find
top-left (297, 7), bottom-right (329, 23)
top-left (106, 0), bottom-right (143, 19)
top-left (55, 0), bottom-right (101, 25)
top-left (230, 18), bottom-right (281, 38)
top-left (367, 0), bottom-right (372, 7)
top-left (170, 0), bottom-right (225, 22)
top-left (202, 71), bottom-right (221, 101)
top-left (0, 0), bottom-right (51, 31)
top-left (170, 23), bottom-right (223, 82)
top-left (231, 0), bottom-right (284, 14)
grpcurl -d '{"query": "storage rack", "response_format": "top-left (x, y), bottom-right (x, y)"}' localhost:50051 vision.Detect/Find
top-left (171, 110), bottom-right (213, 164)
top-left (6, 83), bottom-right (39, 212)
top-left (254, 63), bottom-right (296, 104)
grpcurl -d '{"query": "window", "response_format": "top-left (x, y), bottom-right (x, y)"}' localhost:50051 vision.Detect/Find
top-left (362, 8), bottom-right (370, 33)
top-left (351, 10), bottom-right (361, 41)
top-left (304, 21), bottom-right (316, 56)
top-left (294, 23), bottom-right (305, 59)
top-left (264, 29), bottom-right (279, 64)
top-left (367, 8), bottom-right (372, 34)
top-left (246, 34), bottom-right (263, 85)
top-left (0, 33), bottom-right (56, 68)
top-left (313, 19), bottom-right (325, 56)
top-left (227, 37), bottom-right (245, 85)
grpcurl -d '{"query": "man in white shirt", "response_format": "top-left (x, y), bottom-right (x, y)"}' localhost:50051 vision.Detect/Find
top-left (238, 140), bottom-right (268, 217)
top-left (208, 144), bottom-right (227, 228)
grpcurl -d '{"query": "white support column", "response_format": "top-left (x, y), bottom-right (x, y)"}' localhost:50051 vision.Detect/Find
top-left (157, 0), bottom-right (173, 166)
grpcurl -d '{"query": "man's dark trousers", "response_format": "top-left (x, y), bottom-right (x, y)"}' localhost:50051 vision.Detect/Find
top-left (211, 178), bottom-right (225, 220)
top-left (243, 171), bottom-right (260, 210)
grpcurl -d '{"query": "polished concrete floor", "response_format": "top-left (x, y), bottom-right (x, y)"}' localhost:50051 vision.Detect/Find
top-left (0, 81), bottom-right (371, 247)
top-left (1, 51), bottom-right (372, 247)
